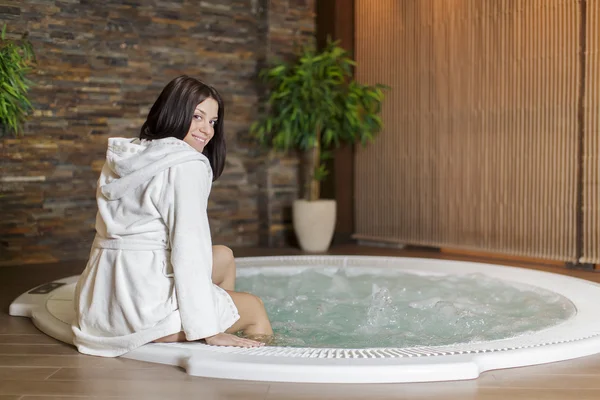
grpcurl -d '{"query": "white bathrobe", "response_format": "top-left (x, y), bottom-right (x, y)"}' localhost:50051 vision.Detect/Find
top-left (72, 137), bottom-right (239, 357)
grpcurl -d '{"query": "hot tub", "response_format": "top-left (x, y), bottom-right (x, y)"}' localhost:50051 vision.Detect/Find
top-left (9, 256), bottom-right (600, 383)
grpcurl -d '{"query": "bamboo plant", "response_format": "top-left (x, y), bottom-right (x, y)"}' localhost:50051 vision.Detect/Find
top-left (251, 39), bottom-right (388, 201)
top-left (0, 24), bottom-right (36, 137)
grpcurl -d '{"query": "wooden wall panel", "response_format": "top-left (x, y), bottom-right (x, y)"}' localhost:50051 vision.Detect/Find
top-left (583, 0), bottom-right (600, 263)
top-left (354, 0), bottom-right (583, 262)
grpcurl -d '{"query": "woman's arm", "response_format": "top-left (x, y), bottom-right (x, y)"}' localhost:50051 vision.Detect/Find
top-left (159, 160), bottom-right (222, 341)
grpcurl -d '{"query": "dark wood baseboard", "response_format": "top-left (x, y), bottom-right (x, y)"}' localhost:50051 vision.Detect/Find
top-left (440, 247), bottom-right (567, 268)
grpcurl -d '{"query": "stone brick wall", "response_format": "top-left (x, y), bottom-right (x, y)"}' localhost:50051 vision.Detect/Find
top-left (0, 0), bottom-right (314, 266)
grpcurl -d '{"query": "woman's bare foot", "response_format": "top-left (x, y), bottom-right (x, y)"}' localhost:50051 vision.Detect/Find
top-left (153, 331), bottom-right (265, 348)
top-left (242, 334), bottom-right (274, 345)
top-left (153, 331), bottom-right (186, 343)
top-left (204, 332), bottom-right (265, 348)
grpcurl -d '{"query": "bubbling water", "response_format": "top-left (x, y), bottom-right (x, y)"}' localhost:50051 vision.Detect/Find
top-left (235, 267), bottom-right (576, 349)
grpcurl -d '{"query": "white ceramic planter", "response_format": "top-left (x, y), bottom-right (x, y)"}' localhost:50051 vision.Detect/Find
top-left (292, 199), bottom-right (337, 252)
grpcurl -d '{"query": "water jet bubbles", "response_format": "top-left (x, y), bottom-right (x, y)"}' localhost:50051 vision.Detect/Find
top-left (284, 298), bottom-right (296, 309)
top-left (330, 272), bottom-right (351, 294)
top-left (409, 297), bottom-right (442, 310)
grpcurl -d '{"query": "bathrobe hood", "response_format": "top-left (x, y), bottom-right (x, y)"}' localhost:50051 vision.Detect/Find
top-left (100, 137), bottom-right (212, 200)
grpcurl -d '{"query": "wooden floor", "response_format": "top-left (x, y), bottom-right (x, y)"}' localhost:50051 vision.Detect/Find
top-left (2, 244), bottom-right (600, 399)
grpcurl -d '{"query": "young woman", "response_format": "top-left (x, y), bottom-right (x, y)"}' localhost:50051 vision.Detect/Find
top-left (72, 75), bottom-right (272, 357)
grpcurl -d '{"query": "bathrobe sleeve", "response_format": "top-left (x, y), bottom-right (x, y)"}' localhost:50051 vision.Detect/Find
top-left (159, 160), bottom-right (221, 341)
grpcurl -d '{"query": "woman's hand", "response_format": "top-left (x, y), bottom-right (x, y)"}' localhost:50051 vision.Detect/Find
top-left (204, 332), bottom-right (265, 348)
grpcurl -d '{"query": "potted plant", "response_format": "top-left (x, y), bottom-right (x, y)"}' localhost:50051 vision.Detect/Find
top-left (0, 24), bottom-right (36, 137)
top-left (251, 39), bottom-right (388, 252)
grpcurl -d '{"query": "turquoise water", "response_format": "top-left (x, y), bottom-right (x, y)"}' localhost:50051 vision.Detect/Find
top-left (235, 267), bottom-right (576, 349)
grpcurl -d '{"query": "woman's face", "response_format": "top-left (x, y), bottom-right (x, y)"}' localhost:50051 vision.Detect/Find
top-left (183, 97), bottom-right (219, 153)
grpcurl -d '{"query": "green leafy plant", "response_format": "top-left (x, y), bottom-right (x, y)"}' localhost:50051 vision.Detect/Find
top-left (0, 24), bottom-right (36, 137)
top-left (251, 39), bottom-right (388, 201)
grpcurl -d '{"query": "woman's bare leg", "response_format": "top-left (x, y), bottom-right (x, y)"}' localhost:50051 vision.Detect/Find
top-left (154, 291), bottom-right (272, 345)
top-left (211, 245), bottom-right (236, 291)
top-left (225, 290), bottom-right (273, 340)
top-left (154, 246), bottom-right (272, 345)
